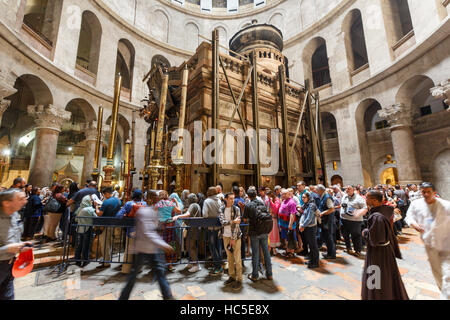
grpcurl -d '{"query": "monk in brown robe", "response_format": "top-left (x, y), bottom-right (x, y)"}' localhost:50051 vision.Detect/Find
top-left (361, 190), bottom-right (409, 300)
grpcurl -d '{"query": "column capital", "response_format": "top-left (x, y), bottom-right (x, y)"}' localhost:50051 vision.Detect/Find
top-left (0, 99), bottom-right (11, 115)
top-left (0, 71), bottom-right (17, 100)
top-left (430, 79), bottom-right (450, 106)
top-left (27, 104), bottom-right (71, 132)
top-left (82, 121), bottom-right (99, 141)
top-left (378, 103), bottom-right (413, 128)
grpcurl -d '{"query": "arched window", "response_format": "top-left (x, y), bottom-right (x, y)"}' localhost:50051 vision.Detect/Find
top-left (115, 39), bottom-right (135, 99)
top-left (381, 0), bottom-right (414, 53)
top-left (185, 23), bottom-right (200, 52)
top-left (311, 42), bottom-right (331, 89)
top-left (22, 0), bottom-right (63, 47)
top-left (76, 11), bottom-right (102, 76)
top-left (343, 9), bottom-right (369, 72)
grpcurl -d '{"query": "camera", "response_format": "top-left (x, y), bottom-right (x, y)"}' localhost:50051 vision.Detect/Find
top-left (227, 243), bottom-right (234, 253)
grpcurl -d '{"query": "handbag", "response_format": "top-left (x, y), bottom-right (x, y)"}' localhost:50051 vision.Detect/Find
top-left (43, 197), bottom-right (61, 213)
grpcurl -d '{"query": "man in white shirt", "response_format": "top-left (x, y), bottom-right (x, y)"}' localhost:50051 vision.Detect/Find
top-left (340, 185), bottom-right (368, 257)
top-left (407, 184), bottom-right (422, 203)
top-left (405, 182), bottom-right (450, 300)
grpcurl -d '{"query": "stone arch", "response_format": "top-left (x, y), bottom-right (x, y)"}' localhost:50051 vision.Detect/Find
top-left (185, 22), bottom-right (200, 52)
top-left (373, 154), bottom-right (398, 185)
top-left (151, 54), bottom-right (171, 69)
top-left (116, 39), bottom-right (136, 93)
top-left (151, 9), bottom-right (169, 43)
top-left (300, 0), bottom-right (317, 29)
top-left (432, 149), bottom-right (450, 200)
top-left (354, 98), bottom-right (384, 186)
top-left (213, 25), bottom-right (228, 52)
top-left (302, 37), bottom-right (331, 89)
top-left (76, 10), bottom-right (102, 75)
top-left (64, 98), bottom-right (96, 123)
top-left (396, 75), bottom-right (444, 118)
top-left (13, 74), bottom-right (53, 106)
top-left (342, 9), bottom-right (369, 72)
top-left (380, 0), bottom-right (414, 48)
top-left (363, 100), bottom-right (385, 132)
top-left (268, 12), bottom-right (285, 36)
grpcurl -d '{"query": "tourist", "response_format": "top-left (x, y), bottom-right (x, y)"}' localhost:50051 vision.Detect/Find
top-left (119, 191), bottom-right (175, 300)
top-left (257, 186), bottom-right (269, 209)
top-left (10, 177), bottom-right (26, 190)
top-left (278, 188), bottom-right (298, 258)
top-left (22, 187), bottom-right (43, 241)
top-left (362, 190), bottom-right (409, 300)
top-left (316, 185), bottom-right (337, 259)
top-left (233, 186), bottom-right (247, 268)
top-left (0, 189), bottom-right (30, 300)
top-left (219, 193), bottom-right (243, 291)
top-left (173, 193), bottom-right (202, 273)
top-left (405, 182), bottom-right (450, 300)
top-left (43, 184), bottom-right (67, 242)
top-left (116, 189), bottom-right (147, 274)
top-left (202, 186), bottom-right (224, 275)
top-left (216, 184), bottom-right (225, 203)
top-left (74, 195), bottom-right (98, 268)
top-left (244, 188), bottom-right (273, 282)
top-left (67, 181), bottom-right (101, 214)
top-left (180, 189), bottom-right (190, 212)
top-left (274, 185), bottom-right (282, 199)
top-left (268, 190), bottom-right (281, 254)
top-left (299, 192), bottom-right (319, 269)
top-left (97, 187), bottom-right (122, 268)
top-left (394, 185), bottom-right (408, 228)
top-left (407, 184), bottom-right (422, 203)
top-left (340, 185), bottom-right (368, 257)
top-left (155, 190), bottom-right (181, 270)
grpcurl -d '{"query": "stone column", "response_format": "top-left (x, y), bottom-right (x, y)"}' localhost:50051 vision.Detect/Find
top-left (0, 73), bottom-right (17, 124)
top-left (430, 79), bottom-right (450, 106)
top-left (80, 122), bottom-right (98, 185)
top-left (27, 105), bottom-right (71, 188)
top-left (378, 104), bottom-right (422, 185)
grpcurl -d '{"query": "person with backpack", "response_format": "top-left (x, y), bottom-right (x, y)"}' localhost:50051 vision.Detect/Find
top-left (243, 188), bottom-right (273, 282)
top-left (278, 189), bottom-right (299, 258)
top-left (116, 190), bottom-right (147, 274)
top-left (219, 193), bottom-right (242, 291)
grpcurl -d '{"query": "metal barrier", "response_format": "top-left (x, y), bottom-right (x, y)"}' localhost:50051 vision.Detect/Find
top-left (59, 216), bottom-right (252, 269)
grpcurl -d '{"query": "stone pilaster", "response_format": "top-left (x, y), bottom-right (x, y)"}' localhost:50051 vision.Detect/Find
top-left (378, 104), bottom-right (422, 185)
top-left (81, 121), bottom-right (99, 185)
top-left (0, 73), bottom-right (17, 124)
top-left (27, 105), bottom-right (71, 187)
top-left (430, 79), bottom-right (450, 106)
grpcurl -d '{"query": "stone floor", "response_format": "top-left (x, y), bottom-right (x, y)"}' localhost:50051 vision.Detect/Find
top-left (14, 228), bottom-right (441, 300)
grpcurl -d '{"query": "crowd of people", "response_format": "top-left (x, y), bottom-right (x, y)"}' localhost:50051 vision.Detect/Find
top-left (0, 177), bottom-right (448, 301)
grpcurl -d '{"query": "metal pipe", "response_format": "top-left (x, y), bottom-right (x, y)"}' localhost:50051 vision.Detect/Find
top-left (211, 29), bottom-right (219, 186)
top-left (278, 64), bottom-right (291, 187)
top-left (107, 74), bottom-right (123, 162)
top-left (290, 90), bottom-right (309, 157)
top-left (154, 72), bottom-right (169, 159)
top-left (176, 64), bottom-right (189, 160)
top-left (251, 51), bottom-right (261, 188)
top-left (93, 106), bottom-right (103, 178)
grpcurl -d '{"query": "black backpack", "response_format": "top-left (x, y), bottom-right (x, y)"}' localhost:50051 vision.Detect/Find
top-left (250, 199), bottom-right (273, 235)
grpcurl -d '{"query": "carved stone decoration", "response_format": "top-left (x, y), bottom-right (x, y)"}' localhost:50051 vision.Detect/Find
top-left (430, 79), bottom-right (450, 106)
top-left (0, 99), bottom-right (11, 115)
top-left (378, 103), bottom-right (413, 128)
top-left (27, 104), bottom-right (71, 132)
top-left (0, 71), bottom-right (17, 100)
top-left (83, 121), bottom-right (99, 141)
